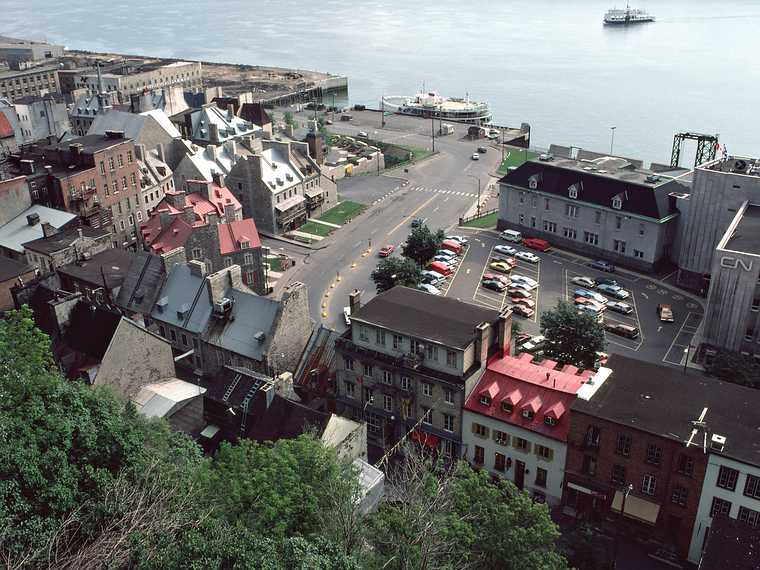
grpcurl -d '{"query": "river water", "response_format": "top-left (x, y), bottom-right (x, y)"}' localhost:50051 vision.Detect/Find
top-left (3, 0), bottom-right (759, 163)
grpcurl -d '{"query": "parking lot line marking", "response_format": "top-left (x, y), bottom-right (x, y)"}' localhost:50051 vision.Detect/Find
top-left (628, 284), bottom-right (645, 350)
top-left (662, 311), bottom-right (696, 365)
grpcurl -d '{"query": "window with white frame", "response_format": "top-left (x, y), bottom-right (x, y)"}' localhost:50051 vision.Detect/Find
top-left (244, 253), bottom-right (254, 265)
top-left (444, 389), bottom-right (454, 405)
top-left (710, 497), bottom-right (731, 518)
top-left (563, 227), bottom-right (577, 239)
top-left (400, 376), bottom-right (410, 391)
top-left (191, 248), bottom-right (202, 259)
top-left (568, 184), bottom-right (578, 199)
top-left (480, 394), bottom-right (492, 406)
top-left (363, 363), bottom-right (373, 376)
top-left (443, 413), bottom-right (454, 432)
top-left (446, 350), bottom-right (457, 368)
top-left (738, 506), bottom-right (760, 528)
top-left (344, 381), bottom-right (355, 398)
top-left (634, 249), bottom-right (644, 259)
top-left (565, 204), bottom-right (578, 218)
top-left (383, 394), bottom-right (393, 412)
top-left (421, 407), bottom-right (432, 425)
top-left (422, 382), bottom-right (432, 397)
top-left (382, 370), bottom-right (392, 384)
top-left (612, 196), bottom-right (623, 209)
top-left (641, 474), bottom-right (657, 496)
top-left (359, 326), bottom-right (369, 341)
top-left (344, 357), bottom-right (354, 371)
top-left (393, 334), bottom-right (403, 349)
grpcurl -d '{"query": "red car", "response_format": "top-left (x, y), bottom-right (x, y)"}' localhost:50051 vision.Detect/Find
top-left (512, 305), bottom-right (535, 318)
top-left (378, 245), bottom-right (395, 257)
top-left (482, 272), bottom-right (510, 286)
top-left (513, 298), bottom-right (536, 309)
top-left (522, 238), bottom-right (551, 252)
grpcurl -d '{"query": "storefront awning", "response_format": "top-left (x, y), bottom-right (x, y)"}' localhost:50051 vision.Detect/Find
top-left (611, 491), bottom-right (661, 525)
top-left (274, 194), bottom-right (305, 212)
top-left (411, 429), bottom-right (440, 450)
top-left (567, 482), bottom-right (606, 499)
top-left (305, 187), bottom-right (323, 199)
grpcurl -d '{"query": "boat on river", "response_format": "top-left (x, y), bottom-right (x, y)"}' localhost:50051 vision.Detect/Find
top-left (604, 4), bottom-right (655, 24)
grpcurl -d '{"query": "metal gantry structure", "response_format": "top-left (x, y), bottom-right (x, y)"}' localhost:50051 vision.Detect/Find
top-left (670, 131), bottom-right (719, 168)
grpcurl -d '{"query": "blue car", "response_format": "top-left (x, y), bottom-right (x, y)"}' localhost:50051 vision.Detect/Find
top-left (589, 260), bottom-right (616, 273)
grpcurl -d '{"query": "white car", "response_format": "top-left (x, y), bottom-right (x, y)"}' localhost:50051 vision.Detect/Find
top-left (572, 276), bottom-right (596, 289)
top-left (446, 235), bottom-right (469, 245)
top-left (520, 335), bottom-right (546, 353)
top-left (343, 307), bottom-right (351, 326)
top-left (508, 281), bottom-right (535, 293)
top-left (510, 274), bottom-right (539, 288)
top-left (433, 255), bottom-right (457, 266)
top-left (436, 249), bottom-right (457, 260)
top-left (357, 131), bottom-right (369, 138)
top-left (471, 153), bottom-right (480, 160)
top-left (494, 244), bottom-right (517, 256)
top-left (417, 283), bottom-right (441, 295)
top-left (515, 251), bottom-right (540, 263)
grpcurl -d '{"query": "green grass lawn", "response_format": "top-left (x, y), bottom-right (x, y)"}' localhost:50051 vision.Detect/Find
top-left (266, 257), bottom-right (284, 272)
top-left (462, 211), bottom-right (498, 229)
top-left (297, 221), bottom-right (334, 237)
top-left (498, 147), bottom-right (540, 174)
top-left (318, 201), bottom-right (366, 225)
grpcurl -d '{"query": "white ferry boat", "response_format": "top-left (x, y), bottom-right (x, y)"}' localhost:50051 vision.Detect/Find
top-left (604, 4), bottom-right (655, 24)
top-left (382, 91), bottom-right (491, 124)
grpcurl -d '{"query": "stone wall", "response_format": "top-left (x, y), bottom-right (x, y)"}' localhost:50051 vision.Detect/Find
top-left (269, 281), bottom-right (312, 374)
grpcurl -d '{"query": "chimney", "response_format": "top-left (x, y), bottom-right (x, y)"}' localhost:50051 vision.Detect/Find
top-left (159, 210), bottom-right (172, 231)
top-left (208, 144), bottom-right (219, 161)
top-left (104, 130), bottom-right (124, 139)
top-left (228, 139), bottom-right (237, 157)
top-left (183, 113), bottom-right (193, 138)
top-left (349, 289), bottom-right (361, 316)
top-left (26, 213), bottom-right (40, 226)
top-left (205, 265), bottom-right (242, 305)
top-left (475, 322), bottom-right (490, 366)
top-left (135, 144), bottom-right (146, 161)
top-left (160, 246), bottom-right (186, 272)
top-left (156, 142), bottom-right (165, 163)
top-left (182, 204), bottom-right (196, 224)
top-left (498, 309), bottom-right (512, 357)
top-left (19, 159), bottom-right (35, 174)
top-left (212, 170), bottom-right (225, 189)
top-left (77, 227), bottom-right (83, 239)
top-left (41, 221), bottom-right (58, 238)
top-left (188, 259), bottom-right (206, 278)
top-left (209, 123), bottom-right (219, 143)
top-left (69, 143), bottom-right (83, 163)
top-left (206, 210), bottom-right (219, 227)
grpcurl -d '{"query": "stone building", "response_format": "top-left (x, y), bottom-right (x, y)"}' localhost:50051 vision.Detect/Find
top-left (227, 139), bottom-right (337, 235)
top-left (0, 65), bottom-right (59, 102)
top-left (0, 36), bottom-right (64, 66)
top-left (23, 225), bottom-right (112, 273)
top-left (11, 93), bottom-right (70, 143)
top-left (0, 256), bottom-right (36, 310)
top-left (498, 146), bottom-right (691, 272)
top-left (171, 103), bottom-right (261, 147)
top-left (172, 139), bottom-right (249, 190)
top-left (334, 286), bottom-right (509, 459)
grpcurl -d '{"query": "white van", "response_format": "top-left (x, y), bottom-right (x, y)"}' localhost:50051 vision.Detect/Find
top-left (501, 229), bottom-right (523, 243)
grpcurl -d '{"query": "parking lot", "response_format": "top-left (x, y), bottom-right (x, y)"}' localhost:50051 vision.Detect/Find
top-left (444, 228), bottom-right (705, 367)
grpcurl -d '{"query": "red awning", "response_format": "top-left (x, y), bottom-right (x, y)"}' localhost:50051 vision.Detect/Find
top-left (411, 429), bottom-right (440, 449)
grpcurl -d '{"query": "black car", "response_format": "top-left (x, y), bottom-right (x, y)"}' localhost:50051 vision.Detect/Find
top-left (411, 217), bottom-right (426, 228)
top-left (482, 279), bottom-right (506, 292)
top-left (477, 146), bottom-right (488, 154)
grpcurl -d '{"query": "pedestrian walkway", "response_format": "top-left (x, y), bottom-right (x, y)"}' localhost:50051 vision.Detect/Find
top-left (409, 185), bottom-right (478, 198)
top-left (309, 218), bottom-right (341, 229)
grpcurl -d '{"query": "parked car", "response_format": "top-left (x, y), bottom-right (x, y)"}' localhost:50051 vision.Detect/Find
top-left (589, 260), bottom-right (616, 273)
top-left (514, 332), bottom-right (532, 346)
top-left (471, 153), bottom-right (480, 160)
top-left (607, 301), bottom-right (634, 315)
top-left (357, 131), bottom-right (369, 138)
top-left (515, 251), bottom-right (540, 263)
top-left (512, 304), bottom-right (535, 318)
top-left (580, 308), bottom-right (604, 323)
top-left (440, 239), bottom-right (463, 254)
top-left (411, 217), bottom-right (426, 228)
top-left (489, 261), bottom-right (513, 273)
top-left (513, 297), bottom-right (536, 309)
top-left (572, 276), bottom-right (596, 288)
top-left (657, 304), bottom-right (675, 322)
top-left (446, 235), bottom-right (469, 245)
top-left (605, 323), bottom-right (640, 339)
top-left (433, 255), bottom-right (456, 266)
top-left (482, 279), bottom-right (507, 292)
top-left (325, 119), bottom-right (333, 125)
top-left (608, 288), bottom-right (631, 300)
top-left (510, 274), bottom-right (539, 288)
top-left (574, 297), bottom-right (605, 312)
top-left (494, 244), bottom-right (517, 256)
top-left (574, 288), bottom-right (607, 304)
top-left (378, 245), bottom-right (395, 257)
top-left (596, 283), bottom-right (630, 300)
top-left (522, 238), bottom-right (551, 252)
top-left (520, 335), bottom-right (546, 353)
top-left (482, 272), bottom-right (510, 286)
top-left (421, 270), bottom-right (445, 285)
top-left (509, 280), bottom-right (537, 292)
top-left (343, 307), bottom-right (351, 326)
top-left (417, 283), bottom-right (441, 295)
top-left (596, 277), bottom-right (619, 288)
top-left (435, 250), bottom-right (457, 261)
top-left (428, 261), bottom-right (452, 276)
top-left (477, 146), bottom-right (488, 154)
top-left (508, 289), bottom-right (532, 299)
top-left (501, 229), bottom-right (523, 243)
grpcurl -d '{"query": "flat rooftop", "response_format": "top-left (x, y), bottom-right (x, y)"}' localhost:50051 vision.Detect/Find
top-left (724, 204), bottom-right (760, 255)
top-left (0, 65), bottom-right (58, 79)
top-left (702, 156), bottom-right (760, 179)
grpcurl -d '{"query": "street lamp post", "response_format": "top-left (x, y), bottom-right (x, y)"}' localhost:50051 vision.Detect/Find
top-left (610, 126), bottom-right (617, 155)
top-left (612, 483), bottom-right (634, 569)
top-left (467, 174), bottom-right (482, 218)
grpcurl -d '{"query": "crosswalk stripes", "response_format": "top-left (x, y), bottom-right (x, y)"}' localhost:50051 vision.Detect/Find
top-left (409, 186), bottom-right (477, 198)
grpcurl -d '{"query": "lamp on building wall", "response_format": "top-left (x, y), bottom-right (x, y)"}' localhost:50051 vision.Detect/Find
top-left (506, 457), bottom-right (512, 470)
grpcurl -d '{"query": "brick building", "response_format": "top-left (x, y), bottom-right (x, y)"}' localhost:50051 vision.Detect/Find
top-left (563, 354), bottom-right (758, 564)
top-left (10, 132), bottom-right (146, 248)
top-left (0, 256), bottom-right (36, 310)
top-left (334, 287), bottom-right (509, 460)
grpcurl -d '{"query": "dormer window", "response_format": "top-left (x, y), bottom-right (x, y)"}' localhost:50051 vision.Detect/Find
top-left (528, 175), bottom-right (540, 190)
top-left (479, 395), bottom-right (492, 406)
top-left (612, 195), bottom-right (623, 209)
top-left (501, 402), bottom-right (513, 413)
top-left (544, 416), bottom-right (557, 426)
top-left (568, 184), bottom-right (579, 199)
top-left (240, 241), bottom-right (250, 249)
top-left (522, 409), bottom-right (534, 420)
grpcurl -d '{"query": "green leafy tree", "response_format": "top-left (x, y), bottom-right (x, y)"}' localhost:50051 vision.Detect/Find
top-left (283, 111), bottom-right (294, 126)
top-left (371, 257), bottom-right (422, 293)
top-left (402, 225), bottom-right (445, 266)
top-left (705, 349), bottom-right (760, 388)
top-left (540, 300), bottom-right (606, 368)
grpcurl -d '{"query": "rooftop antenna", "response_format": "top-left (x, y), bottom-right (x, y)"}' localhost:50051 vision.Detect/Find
top-left (685, 406), bottom-right (709, 453)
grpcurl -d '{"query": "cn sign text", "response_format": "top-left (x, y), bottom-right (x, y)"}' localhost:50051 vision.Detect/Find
top-left (720, 256), bottom-right (753, 272)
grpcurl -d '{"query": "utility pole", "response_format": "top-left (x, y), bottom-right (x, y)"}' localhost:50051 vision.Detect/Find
top-left (332, 92), bottom-right (335, 122)
top-left (467, 174), bottom-right (481, 217)
top-left (610, 126), bottom-right (617, 155)
top-left (381, 95), bottom-right (385, 128)
top-left (612, 483), bottom-right (633, 569)
top-left (431, 115), bottom-right (435, 153)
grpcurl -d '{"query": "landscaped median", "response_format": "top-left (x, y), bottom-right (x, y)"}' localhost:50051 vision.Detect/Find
top-left (287, 200), bottom-right (367, 242)
top-left (461, 211), bottom-right (498, 229)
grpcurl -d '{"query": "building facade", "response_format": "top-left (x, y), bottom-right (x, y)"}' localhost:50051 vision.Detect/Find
top-left (228, 139), bottom-right (337, 236)
top-left (12, 94), bottom-right (70, 143)
top-left (334, 287), bottom-right (509, 459)
top-left (498, 147), bottom-right (690, 271)
top-left (462, 354), bottom-right (610, 506)
top-left (23, 225), bottom-right (112, 273)
top-left (0, 65), bottom-right (59, 102)
top-left (0, 36), bottom-right (64, 66)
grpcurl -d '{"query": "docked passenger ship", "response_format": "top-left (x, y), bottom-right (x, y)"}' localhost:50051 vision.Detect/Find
top-left (381, 91), bottom-right (492, 124)
top-left (603, 4), bottom-right (655, 24)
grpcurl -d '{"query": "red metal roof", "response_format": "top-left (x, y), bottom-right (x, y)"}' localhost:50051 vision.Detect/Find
top-left (0, 113), bottom-right (13, 139)
top-left (464, 354), bottom-right (591, 442)
top-left (185, 180), bottom-right (241, 221)
top-left (217, 218), bottom-right (261, 255)
top-left (141, 216), bottom-right (193, 254)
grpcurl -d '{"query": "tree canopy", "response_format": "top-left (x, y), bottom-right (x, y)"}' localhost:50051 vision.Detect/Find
top-left (540, 300), bottom-right (606, 369)
top-left (705, 349), bottom-right (760, 389)
top-left (371, 257), bottom-right (422, 293)
top-left (402, 225), bottom-right (445, 266)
